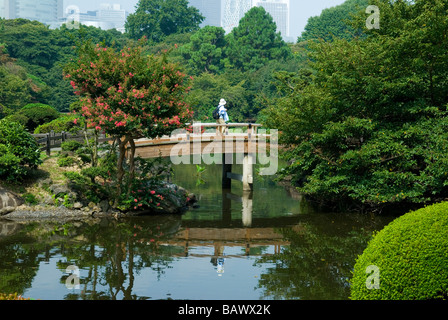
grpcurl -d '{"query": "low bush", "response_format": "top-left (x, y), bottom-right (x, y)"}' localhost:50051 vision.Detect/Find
top-left (0, 119), bottom-right (42, 181)
top-left (61, 140), bottom-right (83, 152)
top-left (350, 201), bottom-right (448, 300)
top-left (22, 192), bottom-right (39, 205)
top-left (34, 115), bottom-right (82, 134)
top-left (57, 154), bottom-right (76, 167)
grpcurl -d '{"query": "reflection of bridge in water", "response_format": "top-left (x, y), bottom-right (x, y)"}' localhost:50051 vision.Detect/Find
top-left (160, 226), bottom-right (297, 258)
top-left (159, 188), bottom-right (304, 258)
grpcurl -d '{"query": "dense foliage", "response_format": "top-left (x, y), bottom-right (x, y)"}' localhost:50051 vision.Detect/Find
top-left (0, 292), bottom-right (32, 300)
top-left (0, 46), bottom-right (40, 113)
top-left (0, 19), bottom-right (128, 113)
top-left (264, 0), bottom-right (448, 211)
top-left (298, 0), bottom-right (368, 42)
top-left (0, 119), bottom-right (42, 181)
top-left (178, 6), bottom-right (294, 121)
top-left (350, 201), bottom-right (448, 299)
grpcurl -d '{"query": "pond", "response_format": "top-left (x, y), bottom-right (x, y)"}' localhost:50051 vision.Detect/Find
top-left (0, 162), bottom-right (396, 300)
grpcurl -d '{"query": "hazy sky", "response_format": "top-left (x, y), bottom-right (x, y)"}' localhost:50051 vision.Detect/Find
top-left (64, 0), bottom-right (347, 39)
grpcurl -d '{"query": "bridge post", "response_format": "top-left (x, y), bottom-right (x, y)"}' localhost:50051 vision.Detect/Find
top-left (242, 153), bottom-right (254, 192)
top-left (242, 190), bottom-right (253, 227)
top-left (222, 153), bottom-right (232, 189)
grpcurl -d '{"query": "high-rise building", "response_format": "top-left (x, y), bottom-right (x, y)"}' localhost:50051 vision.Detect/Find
top-left (64, 3), bottom-right (128, 33)
top-left (187, 0), bottom-right (290, 40)
top-left (0, 0), bottom-right (10, 19)
top-left (188, 0), bottom-right (222, 28)
top-left (97, 3), bottom-right (127, 32)
top-left (253, 0), bottom-right (290, 38)
top-left (221, 0), bottom-right (252, 34)
top-left (0, 0), bottom-right (63, 25)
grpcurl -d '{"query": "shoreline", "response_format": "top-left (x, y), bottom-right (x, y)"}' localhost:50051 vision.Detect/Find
top-left (1, 201), bottom-right (194, 221)
top-left (1, 204), bottom-right (108, 221)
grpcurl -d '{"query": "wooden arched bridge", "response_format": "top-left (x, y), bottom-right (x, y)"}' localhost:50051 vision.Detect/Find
top-left (133, 123), bottom-right (277, 191)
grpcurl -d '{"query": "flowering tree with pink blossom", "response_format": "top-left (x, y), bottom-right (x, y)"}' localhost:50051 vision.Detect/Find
top-left (64, 40), bottom-right (193, 209)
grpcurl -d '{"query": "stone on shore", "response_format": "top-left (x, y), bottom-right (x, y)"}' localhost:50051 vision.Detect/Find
top-left (0, 187), bottom-right (24, 216)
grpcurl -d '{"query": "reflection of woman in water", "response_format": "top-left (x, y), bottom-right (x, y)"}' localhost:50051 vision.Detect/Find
top-left (217, 258), bottom-right (224, 275)
top-left (211, 244), bottom-right (225, 275)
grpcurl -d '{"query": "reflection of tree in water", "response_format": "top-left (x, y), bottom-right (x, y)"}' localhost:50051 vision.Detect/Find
top-left (59, 217), bottom-right (183, 300)
top-left (253, 213), bottom-right (392, 300)
top-left (0, 236), bottom-right (40, 295)
top-left (0, 221), bottom-right (78, 296)
top-left (0, 216), bottom-right (183, 300)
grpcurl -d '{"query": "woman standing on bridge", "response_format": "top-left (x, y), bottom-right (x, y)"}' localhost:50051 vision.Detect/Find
top-left (217, 98), bottom-right (229, 134)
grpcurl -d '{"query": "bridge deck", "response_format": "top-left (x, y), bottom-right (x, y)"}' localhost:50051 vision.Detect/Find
top-left (133, 133), bottom-right (270, 159)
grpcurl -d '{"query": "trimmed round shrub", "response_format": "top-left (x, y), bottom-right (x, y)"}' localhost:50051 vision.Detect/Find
top-left (17, 103), bottom-right (60, 131)
top-left (350, 202), bottom-right (448, 300)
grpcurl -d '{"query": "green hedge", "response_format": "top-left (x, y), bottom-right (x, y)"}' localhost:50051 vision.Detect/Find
top-left (350, 201), bottom-right (448, 300)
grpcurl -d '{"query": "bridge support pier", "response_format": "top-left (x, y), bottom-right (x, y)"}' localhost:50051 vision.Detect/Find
top-left (242, 153), bottom-right (254, 192)
top-left (222, 153), bottom-right (232, 189)
top-left (222, 153), bottom-right (254, 191)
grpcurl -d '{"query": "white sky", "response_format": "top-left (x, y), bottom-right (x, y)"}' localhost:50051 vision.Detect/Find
top-left (64, 0), bottom-right (347, 39)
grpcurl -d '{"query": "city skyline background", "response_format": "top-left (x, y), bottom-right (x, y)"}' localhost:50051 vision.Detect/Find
top-left (63, 0), bottom-right (347, 40)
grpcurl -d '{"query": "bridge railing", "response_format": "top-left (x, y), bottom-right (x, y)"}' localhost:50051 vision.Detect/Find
top-left (32, 130), bottom-right (112, 156)
top-left (185, 122), bottom-right (263, 137)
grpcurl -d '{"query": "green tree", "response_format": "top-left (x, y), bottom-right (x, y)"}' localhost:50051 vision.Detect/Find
top-left (225, 6), bottom-right (291, 72)
top-left (125, 0), bottom-right (204, 43)
top-left (264, 0), bottom-right (448, 211)
top-left (297, 0), bottom-right (368, 43)
top-left (180, 26), bottom-right (226, 75)
top-left (64, 40), bottom-right (193, 208)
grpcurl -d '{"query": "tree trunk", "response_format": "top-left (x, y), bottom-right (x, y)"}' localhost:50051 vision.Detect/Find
top-left (126, 138), bottom-right (136, 200)
top-left (92, 129), bottom-right (99, 167)
top-left (114, 136), bottom-right (130, 208)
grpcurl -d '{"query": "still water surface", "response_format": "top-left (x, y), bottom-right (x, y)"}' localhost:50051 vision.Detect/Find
top-left (0, 163), bottom-right (395, 300)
